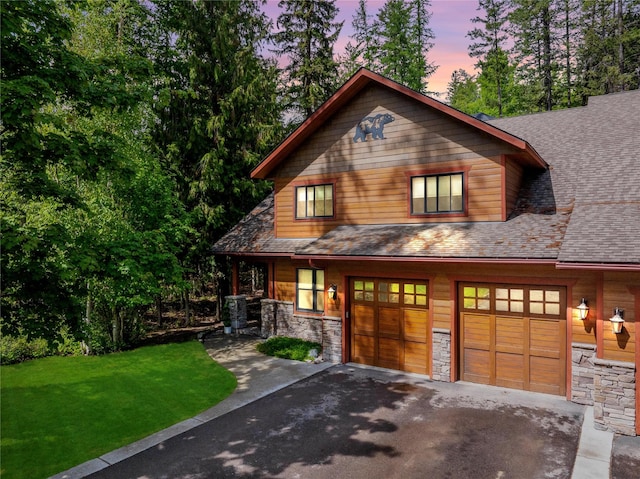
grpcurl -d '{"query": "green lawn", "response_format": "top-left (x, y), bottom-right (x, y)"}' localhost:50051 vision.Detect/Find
top-left (1, 341), bottom-right (237, 479)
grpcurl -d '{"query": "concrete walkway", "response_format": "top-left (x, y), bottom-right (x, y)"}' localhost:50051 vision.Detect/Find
top-left (571, 406), bottom-right (614, 479)
top-left (51, 335), bottom-right (626, 479)
top-left (51, 336), bottom-right (333, 479)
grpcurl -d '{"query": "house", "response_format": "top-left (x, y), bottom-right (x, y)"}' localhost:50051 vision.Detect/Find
top-left (213, 69), bottom-right (640, 436)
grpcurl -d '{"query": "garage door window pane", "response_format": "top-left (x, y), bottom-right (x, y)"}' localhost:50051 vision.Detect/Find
top-left (511, 301), bottom-right (524, 313)
top-left (360, 281), bottom-right (374, 301)
top-left (463, 286), bottom-right (491, 310)
top-left (530, 290), bottom-right (543, 302)
top-left (546, 291), bottom-right (559, 303)
top-left (546, 303), bottom-right (560, 315)
top-left (390, 283), bottom-right (400, 303)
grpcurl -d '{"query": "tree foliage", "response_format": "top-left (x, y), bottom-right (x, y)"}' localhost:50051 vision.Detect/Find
top-left (152, 0), bottom-right (284, 273)
top-left (1, 0), bottom-right (188, 351)
top-left (272, 0), bottom-right (343, 120)
top-left (450, 0), bottom-right (639, 115)
top-left (341, 0), bottom-right (438, 92)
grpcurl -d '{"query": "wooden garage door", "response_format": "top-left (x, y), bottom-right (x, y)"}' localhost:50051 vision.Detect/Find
top-left (459, 283), bottom-right (567, 396)
top-left (350, 278), bottom-right (429, 374)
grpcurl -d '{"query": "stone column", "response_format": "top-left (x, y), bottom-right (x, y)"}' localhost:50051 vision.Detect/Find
top-left (571, 343), bottom-right (596, 405)
top-left (431, 328), bottom-right (451, 382)
top-left (322, 316), bottom-right (342, 363)
top-left (260, 299), bottom-right (276, 338)
top-left (593, 358), bottom-right (636, 436)
top-left (225, 295), bottom-right (247, 330)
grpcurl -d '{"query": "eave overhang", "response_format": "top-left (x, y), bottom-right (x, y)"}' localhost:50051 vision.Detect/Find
top-left (251, 68), bottom-right (547, 180)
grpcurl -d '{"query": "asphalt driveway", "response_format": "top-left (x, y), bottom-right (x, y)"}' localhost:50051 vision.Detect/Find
top-left (87, 365), bottom-right (583, 479)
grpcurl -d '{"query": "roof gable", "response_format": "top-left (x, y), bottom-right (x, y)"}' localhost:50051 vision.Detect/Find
top-left (251, 68), bottom-right (547, 179)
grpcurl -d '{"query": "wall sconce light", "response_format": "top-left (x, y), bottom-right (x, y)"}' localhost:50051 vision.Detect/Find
top-left (577, 298), bottom-right (589, 320)
top-left (328, 284), bottom-right (337, 300)
top-left (610, 308), bottom-right (624, 334)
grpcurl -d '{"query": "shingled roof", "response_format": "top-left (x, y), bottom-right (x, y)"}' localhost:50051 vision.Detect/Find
top-left (489, 90), bottom-right (640, 266)
top-left (213, 89), bottom-right (640, 268)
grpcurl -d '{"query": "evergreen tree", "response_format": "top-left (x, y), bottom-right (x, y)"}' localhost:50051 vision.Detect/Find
top-left (152, 0), bottom-right (283, 277)
top-left (351, 0), bottom-right (376, 70)
top-left (468, 0), bottom-right (512, 116)
top-left (372, 0), bottom-right (437, 93)
top-left (576, 0), bottom-right (640, 102)
top-left (272, 0), bottom-right (343, 119)
top-left (509, 0), bottom-right (564, 111)
top-left (447, 69), bottom-right (481, 112)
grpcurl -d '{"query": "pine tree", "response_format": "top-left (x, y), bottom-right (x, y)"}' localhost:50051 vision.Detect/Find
top-left (509, 0), bottom-right (563, 111)
top-left (272, 0), bottom-right (343, 119)
top-left (468, 0), bottom-right (512, 116)
top-left (152, 0), bottom-right (283, 271)
top-left (351, 0), bottom-right (376, 70)
top-left (576, 0), bottom-right (640, 102)
top-left (372, 0), bottom-right (437, 93)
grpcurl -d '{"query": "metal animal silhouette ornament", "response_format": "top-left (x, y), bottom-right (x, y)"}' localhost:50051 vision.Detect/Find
top-left (353, 113), bottom-right (395, 142)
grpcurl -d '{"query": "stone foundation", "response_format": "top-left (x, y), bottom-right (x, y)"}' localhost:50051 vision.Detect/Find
top-left (593, 358), bottom-right (636, 436)
top-left (260, 299), bottom-right (342, 363)
top-left (571, 342), bottom-right (596, 405)
top-left (431, 328), bottom-right (451, 382)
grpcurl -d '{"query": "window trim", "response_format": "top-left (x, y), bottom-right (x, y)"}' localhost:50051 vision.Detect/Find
top-left (406, 167), bottom-right (469, 218)
top-left (293, 179), bottom-right (337, 221)
top-left (296, 268), bottom-right (325, 314)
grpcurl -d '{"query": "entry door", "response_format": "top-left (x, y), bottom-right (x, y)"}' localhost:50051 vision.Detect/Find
top-left (350, 278), bottom-right (429, 374)
top-left (459, 283), bottom-right (567, 396)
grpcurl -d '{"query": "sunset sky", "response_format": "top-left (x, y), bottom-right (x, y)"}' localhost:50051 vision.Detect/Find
top-left (263, 0), bottom-right (481, 99)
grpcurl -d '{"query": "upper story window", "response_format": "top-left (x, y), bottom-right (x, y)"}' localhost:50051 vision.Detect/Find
top-left (411, 173), bottom-right (464, 215)
top-left (297, 268), bottom-right (324, 313)
top-left (296, 184), bottom-right (334, 219)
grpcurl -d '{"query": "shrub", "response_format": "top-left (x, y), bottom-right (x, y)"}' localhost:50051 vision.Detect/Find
top-left (256, 336), bottom-right (322, 362)
top-left (54, 325), bottom-right (85, 356)
top-left (0, 334), bottom-right (50, 365)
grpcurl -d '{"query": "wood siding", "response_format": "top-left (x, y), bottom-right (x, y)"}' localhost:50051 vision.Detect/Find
top-left (504, 159), bottom-right (524, 219)
top-left (273, 85), bottom-right (520, 238)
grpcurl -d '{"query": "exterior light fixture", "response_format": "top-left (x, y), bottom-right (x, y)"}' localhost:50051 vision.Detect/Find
top-left (577, 298), bottom-right (589, 320)
top-left (610, 308), bottom-right (624, 334)
top-left (328, 284), bottom-right (337, 300)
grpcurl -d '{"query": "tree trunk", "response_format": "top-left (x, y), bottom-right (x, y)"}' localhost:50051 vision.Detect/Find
top-left (84, 285), bottom-right (93, 355)
top-left (183, 290), bottom-right (190, 326)
top-left (155, 295), bottom-right (163, 326)
top-left (542, 5), bottom-right (553, 111)
top-left (565, 0), bottom-right (572, 106)
top-left (112, 306), bottom-right (120, 348)
top-left (616, 0), bottom-right (624, 91)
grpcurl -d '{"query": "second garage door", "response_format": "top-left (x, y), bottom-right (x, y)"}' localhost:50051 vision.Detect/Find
top-left (350, 278), bottom-right (429, 375)
top-left (459, 283), bottom-right (567, 396)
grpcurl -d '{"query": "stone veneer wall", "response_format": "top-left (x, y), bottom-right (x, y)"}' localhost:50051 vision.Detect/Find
top-left (225, 295), bottom-right (247, 329)
top-left (571, 343), bottom-right (596, 405)
top-left (260, 299), bottom-right (342, 363)
top-left (431, 328), bottom-right (451, 382)
top-left (593, 358), bottom-right (636, 436)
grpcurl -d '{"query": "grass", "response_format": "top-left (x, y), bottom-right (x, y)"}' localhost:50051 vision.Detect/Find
top-left (0, 341), bottom-right (237, 479)
top-left (256, 336), bottom-right (322, 361)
